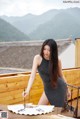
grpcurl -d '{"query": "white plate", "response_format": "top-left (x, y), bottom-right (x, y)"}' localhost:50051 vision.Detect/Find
top-left (7, 103), bottom-right (54, 115)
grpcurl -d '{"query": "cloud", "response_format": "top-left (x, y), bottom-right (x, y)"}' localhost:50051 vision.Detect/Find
top-left (0, 0), bottom-right (47, 16)
top-left (0, 0), bottom-right (80, 16)
top-left (0, 0), bottom-right (24, 16)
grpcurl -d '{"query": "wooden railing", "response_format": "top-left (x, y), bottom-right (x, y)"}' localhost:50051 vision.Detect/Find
top-left (0, 67), bottom-right (80, 105)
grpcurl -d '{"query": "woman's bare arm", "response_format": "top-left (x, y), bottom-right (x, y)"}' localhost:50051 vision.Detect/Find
top-left (25, 55), bottom-right (40, 92)
top-left (22, 55), bottom-right (42, 97)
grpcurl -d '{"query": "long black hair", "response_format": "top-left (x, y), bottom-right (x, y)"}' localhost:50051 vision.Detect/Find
top-left (40, 39), bottom-right (58, 87)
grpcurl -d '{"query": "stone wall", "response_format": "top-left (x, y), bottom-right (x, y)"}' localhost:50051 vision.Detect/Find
top-left (0, 40), bottom-right (72, 69)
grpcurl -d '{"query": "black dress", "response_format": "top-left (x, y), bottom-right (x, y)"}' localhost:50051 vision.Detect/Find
top-left (38, 58), bottom-right (67, 107)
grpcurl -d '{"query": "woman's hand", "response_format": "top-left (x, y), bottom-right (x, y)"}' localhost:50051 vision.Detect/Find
top-left (22, 89), bottom-right (29, 97)
top-left (67, 88), bottom-right (71, 98)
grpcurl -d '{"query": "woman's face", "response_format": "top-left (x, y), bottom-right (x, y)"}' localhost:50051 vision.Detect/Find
top-left (43, 45), bottom-right (50, 60)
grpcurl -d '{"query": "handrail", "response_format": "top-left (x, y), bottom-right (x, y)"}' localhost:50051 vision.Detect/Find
top-left (63, 67), bottom-right (80, 70)
top-left (67, 84), bottom-right (80, 89)
top-left (0, 67), bottom-right (80, 77)
top-left (67, 84), bottom-right (80, 118)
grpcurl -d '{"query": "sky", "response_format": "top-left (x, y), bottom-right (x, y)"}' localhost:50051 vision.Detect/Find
top-left (0, 0), bottom-right (80, 16)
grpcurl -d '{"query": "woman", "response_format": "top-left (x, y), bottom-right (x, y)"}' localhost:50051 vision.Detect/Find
top-left (22, 39), bottom-right (70, 107)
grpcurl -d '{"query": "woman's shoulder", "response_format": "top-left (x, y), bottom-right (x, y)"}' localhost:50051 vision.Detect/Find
top-left (58, 58), bottom-right (62, 66)
top-left (34, 54), bottom-right (42, 59)
top-left (58, 58), bottom-right (61, 63)
top-left (34, 54), bottom-right (42, 65)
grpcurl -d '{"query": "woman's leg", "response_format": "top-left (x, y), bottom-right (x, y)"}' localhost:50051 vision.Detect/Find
top-left (38, 91), bottom-right (49, 105)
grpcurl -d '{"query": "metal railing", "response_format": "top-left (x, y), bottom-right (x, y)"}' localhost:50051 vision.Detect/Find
top-left (67, 84), bottom-right (80, 118)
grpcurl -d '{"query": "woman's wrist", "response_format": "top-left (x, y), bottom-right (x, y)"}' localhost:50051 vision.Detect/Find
top-left (65, 82), bottom-right (69, 89)
top-left (25, 88), bottom-right (30, 93)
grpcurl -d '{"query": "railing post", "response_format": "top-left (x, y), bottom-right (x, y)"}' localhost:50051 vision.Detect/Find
top-left (73, 87), bottom-right (80, 118)
top-left (67, 84), bottom-right (80, 118)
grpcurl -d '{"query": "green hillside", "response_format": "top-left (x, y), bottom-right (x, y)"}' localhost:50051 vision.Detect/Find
top-left (0, 18), bottom-right (30, 42)
top-left (1, 10), bottom-right (60, 34)
top-left (1, 7), bottom-right (80, 40)
top-left (29, 9), bottom-right (80, 40)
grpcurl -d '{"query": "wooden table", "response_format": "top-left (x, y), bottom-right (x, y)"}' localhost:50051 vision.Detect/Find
top-left (0, 104), bottom-right (74, 119)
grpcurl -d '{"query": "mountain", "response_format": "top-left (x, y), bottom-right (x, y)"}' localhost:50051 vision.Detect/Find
top-left (0, 7), bottom-right (80, 40)
top-left (0, 15), bottom-right (21, 24)
top-left (29, 8), bottom-right (80, 40)
top-left (1, 9), bottom-right (60, 34)
top-left (0, 18), bottom-right (30, 42)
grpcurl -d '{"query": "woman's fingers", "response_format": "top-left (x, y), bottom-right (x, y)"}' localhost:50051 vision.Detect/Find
top-left (22, 90), bottom-right (29, 97)
top-left (67, 89), bottom-right (71, 98)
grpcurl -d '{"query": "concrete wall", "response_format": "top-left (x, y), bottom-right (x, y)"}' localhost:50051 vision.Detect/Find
top-left (75, 38), bottom-right (80, 67)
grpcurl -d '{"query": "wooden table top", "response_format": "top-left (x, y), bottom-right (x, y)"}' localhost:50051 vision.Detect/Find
top-left (0, 104), bottom-right (74, 119)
